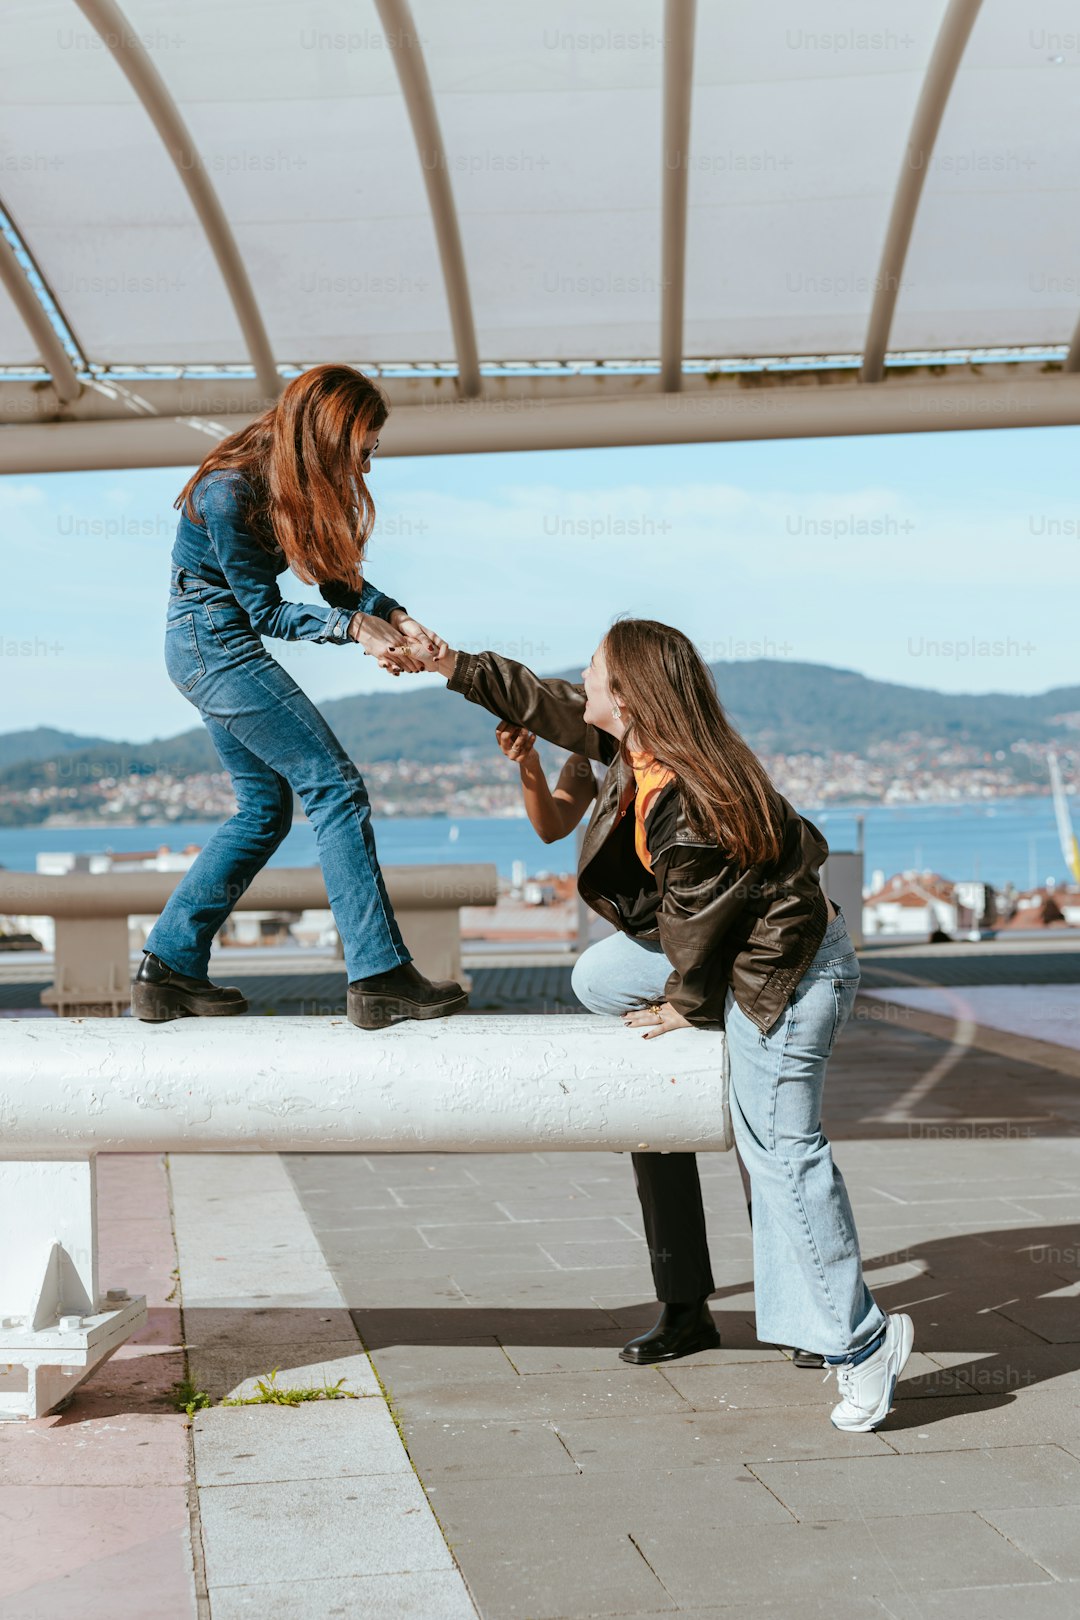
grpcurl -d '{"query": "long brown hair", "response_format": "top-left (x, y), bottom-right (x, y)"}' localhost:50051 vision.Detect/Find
top-left (176, 364), bottom-right (389, 586)
top-left (604, 617), bottom-right (785, 868)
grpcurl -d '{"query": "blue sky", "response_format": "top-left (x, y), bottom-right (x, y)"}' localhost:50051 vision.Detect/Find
top-left (2, 422), bottom-right (1076, 742)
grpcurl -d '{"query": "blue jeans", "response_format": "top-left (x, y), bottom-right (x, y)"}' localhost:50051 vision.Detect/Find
top-left (571, 911), bottom-right (885, 1357)
top-left (145, 569), bottom-right (410, 983)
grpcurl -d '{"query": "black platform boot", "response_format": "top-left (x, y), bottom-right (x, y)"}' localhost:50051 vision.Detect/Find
top-left (130, 951), bottom-right (248, 1022)
top-left (619, 1298), bottom-right (721, 1365)
top-left (347, 960), bottom-right (468, 1030)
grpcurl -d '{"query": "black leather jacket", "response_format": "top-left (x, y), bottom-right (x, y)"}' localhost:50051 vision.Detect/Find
top-left (448, 649), bottom-right (831, 1033)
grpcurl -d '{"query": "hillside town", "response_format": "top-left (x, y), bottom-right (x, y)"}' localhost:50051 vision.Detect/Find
top-left (3, 732), bottom-right (1076, 828)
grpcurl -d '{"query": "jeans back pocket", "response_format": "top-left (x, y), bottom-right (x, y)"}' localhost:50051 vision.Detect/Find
top-left (165, 611), bottom-right (206, 691)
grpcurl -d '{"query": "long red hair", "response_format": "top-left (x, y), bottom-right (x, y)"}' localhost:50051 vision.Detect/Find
top-left (176, 364), bottom-right (389, 586)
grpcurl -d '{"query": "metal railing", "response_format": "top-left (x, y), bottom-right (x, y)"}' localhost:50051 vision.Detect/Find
top-left (0, 863), bottom-right (498, 1016)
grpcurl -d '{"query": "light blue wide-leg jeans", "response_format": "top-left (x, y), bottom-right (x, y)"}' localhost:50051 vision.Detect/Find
top-left (571, 911), bottom-right (885, 1355)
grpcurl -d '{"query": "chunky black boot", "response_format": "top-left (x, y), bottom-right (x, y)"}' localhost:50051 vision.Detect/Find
top-left (347, 960), bottom-right (468, 1030)
top-left (130, 951), bottom-right (248, 1022)
top-left (619, 1298), bottom-right (721, 1365)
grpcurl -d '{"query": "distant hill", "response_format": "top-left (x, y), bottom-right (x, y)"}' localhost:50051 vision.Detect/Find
top-left (2, 661), bottom-right (1077, 790)
top-left (0, 725), bottom-right (116, 770)
top-left (703, 661), bottom-right (1080, 756)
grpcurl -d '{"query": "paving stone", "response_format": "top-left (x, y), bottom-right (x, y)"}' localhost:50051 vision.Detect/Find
top-left (205, 1569), bottom-right (478, 1620)
top-left (438, 1526), bottom-right (675, 1619)
top-left (449, 1277), bottom-right (642, 1309)
top-left (0, 1414), bottom-right (189, 1487)
top-left (499, 1330), bottom-right (644, 1374)
top-left (179, 1153), bottom-right (472, 1618)
top-left (0, 1486), bottom-right (193, 1612)
top-left (0, 1525), bottom-right (198, 1620)
top-left (657, 1356), bottom-right (952, 1412)
top-left (386, 1184), bottom-right (503, 1209)
top-left (602, 1606), bottom-right (884, 1620)
top-left (553, 1409), bottom-right (894, 1470)
top-left (416, 1216), bottom-right (634, 1250)
top-left (879, 1388), bottom-right (1080, 1451)
top-left (878, 1586), bottom-right (1080, 1620)
top-left (372, 1339), bottom-right (518, 1392)
top-left (318, 1249), bottom-right (510, 1285)
top-left (996, 1297), bottom-right (1080, 1343)
top-left (400, 1416), bottom-right (581, 1481)
top-left (354, 1303), bottom-right (622, 1347)
top-left (864, 1297), bottom-right (1055, 1352)
top-left (634, 1508), bottom-right (1053, 1609)
top-left (187, 1342), bottom-right (379, 1404)
top-left (538, 1239), bottom-right (652, 1270)
top-left (402, 1368), bottom-right (692, 1423)
top-left (919, 1345), bottom-right (1080, 1400)
top-left (182, 1306), bottom-right (356, 1349)
top-left (426, 1465), bottom-right (792, 1543)
top-left (198, 1476), bottom-right (453, 1587)
top-left (978, 1503), bottom-right (1080, 1580)
top-left (490, 1194), bottom-right (610, 1222)
top-left (751, 1443), bottom-right (1080, 1520)
top-left (194, 1400), bottom-right (411, 1485)
top-left (331, 1278), bottom-right (475, 1308)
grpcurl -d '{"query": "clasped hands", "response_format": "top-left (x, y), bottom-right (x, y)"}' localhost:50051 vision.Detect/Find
top-left (354, 635), bottom-right (692, 1039)
top-left (348, 609), bottom-right (449, 676)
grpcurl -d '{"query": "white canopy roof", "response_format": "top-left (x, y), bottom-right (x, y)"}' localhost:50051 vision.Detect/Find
top-left (2, 0), bottom-right (1080, 470)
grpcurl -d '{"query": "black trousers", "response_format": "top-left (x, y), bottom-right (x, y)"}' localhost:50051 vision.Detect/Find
top-left (632, 1148), bottom-right (754, 1303)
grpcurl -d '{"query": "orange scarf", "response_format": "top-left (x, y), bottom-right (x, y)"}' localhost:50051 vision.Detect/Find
top-left (629, 749), bottom-right (675, 872)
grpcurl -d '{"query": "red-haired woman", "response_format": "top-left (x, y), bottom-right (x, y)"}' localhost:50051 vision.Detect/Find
top-left (425, 621), bottom-right (911, 1433)
top-left (133, 364), bottom-right (467, 1031)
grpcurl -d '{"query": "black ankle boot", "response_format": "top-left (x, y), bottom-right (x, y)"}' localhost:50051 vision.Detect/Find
top-left (130, 951), bottom-right (248, 1022)
top-left (347, 960), bottom-right (468, 1030)
top-left (619, 1298), bottom-right (721, 1365)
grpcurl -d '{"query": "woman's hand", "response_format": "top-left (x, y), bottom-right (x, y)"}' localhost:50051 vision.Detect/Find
top-left (348, 613), bottom-right (426, 675)
top-left (622, 1001), bottom-right (693, 1040)
top-left (411, 639), bottom-right (460, 679)
top-left (388, 610), bottom-right (447, 663)
top-left (496, 721), bottom-right (537, 764)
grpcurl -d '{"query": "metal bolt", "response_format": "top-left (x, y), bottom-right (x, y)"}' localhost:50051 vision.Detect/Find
top-left (105, 1288), bottom-right (129, 1303)
top-left (58, 1314), bottom-right (84, 1331)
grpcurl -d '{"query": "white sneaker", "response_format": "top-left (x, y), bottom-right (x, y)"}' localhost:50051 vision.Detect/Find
top-left (828, 1313), bottom-right (913, 1432)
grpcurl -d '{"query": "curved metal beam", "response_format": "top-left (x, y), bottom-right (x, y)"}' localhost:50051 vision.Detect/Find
top-left (860, 0), bottom-right (983, 383)
top-left (73, 0), bottom-right (280, 398)
top-left (0, 208), bottom-right (82, 403)
top-left (373, 0), bottom-right (481, 398)
top-left (660, 0), bottom-right (697, 392)
top-left (9, 370), bottom-right (1080, 473)
top-left (1063, 310), bottom-right (1080, 371)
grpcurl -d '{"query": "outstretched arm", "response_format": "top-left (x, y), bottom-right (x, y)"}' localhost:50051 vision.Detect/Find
top-left (427, 646), bottom-right (618, 764)
top-left (497, 723), bottom-right (598, 843)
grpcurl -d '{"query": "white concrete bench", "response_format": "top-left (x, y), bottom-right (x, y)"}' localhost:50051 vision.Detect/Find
top-left (0, 862), bottom-right (498, 1017)
top-left (0, 1013), bottom-right (730, 1419)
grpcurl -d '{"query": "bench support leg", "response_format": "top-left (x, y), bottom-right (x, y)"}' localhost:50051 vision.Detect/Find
top-left (0, 1159), bottom-right (146, 1420)
top-left (40, 916), bottom-right (131, 1017)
